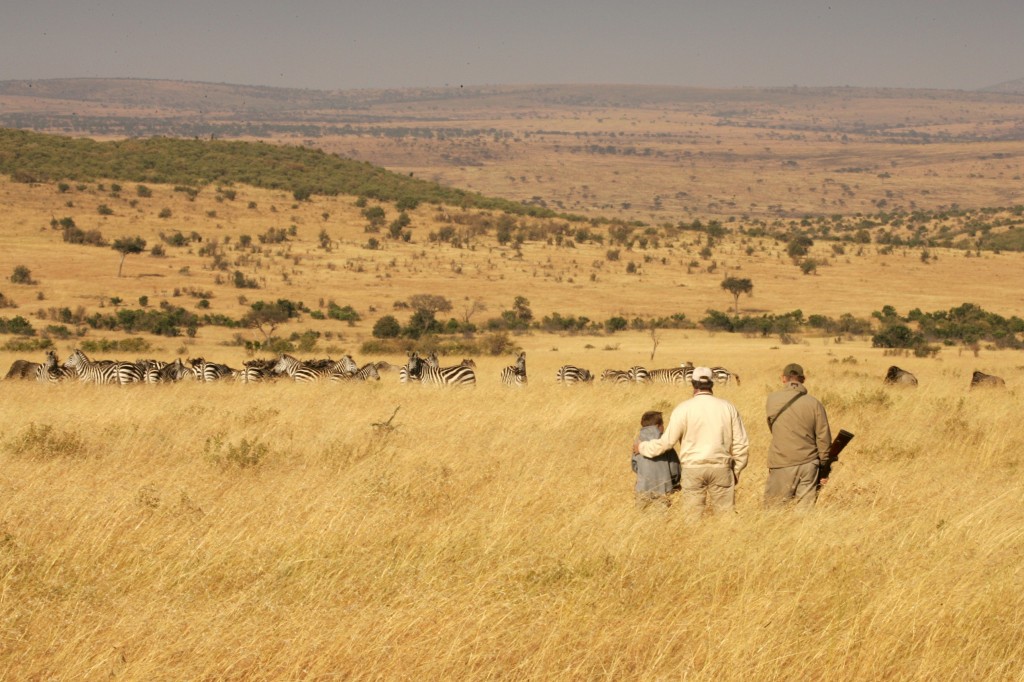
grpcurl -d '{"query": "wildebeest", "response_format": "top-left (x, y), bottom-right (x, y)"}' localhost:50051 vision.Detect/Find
top-left (4, 358), bottom-right (42, 380)
top-left (884, 365), bottom-right (918, 386)
top-left (970, 371), bottom-right (1005, 389)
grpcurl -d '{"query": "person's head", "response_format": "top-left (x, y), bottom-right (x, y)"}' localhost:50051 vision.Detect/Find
top-left (782, 363), bottom-right (805, 384)
top-left (640, 410), bottom-right (663, 430)
top-left (691, 366), bottom-right (715, 392)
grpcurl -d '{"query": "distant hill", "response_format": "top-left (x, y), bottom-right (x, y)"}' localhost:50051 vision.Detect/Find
top-left (2, 78), bottom-right (1012, 115)
top-left (979, 78), bottom-right (1024, 95)
top-left (0, 127), bottom-right (558, 217)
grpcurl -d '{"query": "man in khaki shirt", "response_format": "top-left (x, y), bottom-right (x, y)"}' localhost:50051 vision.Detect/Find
top-left (764, 363), bottom-right (832, 510)
top-left (638, 367), bottom-right (749, 518)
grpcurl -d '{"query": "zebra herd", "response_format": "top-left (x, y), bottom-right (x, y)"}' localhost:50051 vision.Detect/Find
top-left (7, 349), bottom-right (386, 385)
top-left (5, 348), bottom-right (749, 390)
top-left (563, 362), bottom-right (740, 386)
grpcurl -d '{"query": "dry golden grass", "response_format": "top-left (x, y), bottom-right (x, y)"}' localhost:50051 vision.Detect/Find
top-left (1, 333), bottom-right (1022, 679)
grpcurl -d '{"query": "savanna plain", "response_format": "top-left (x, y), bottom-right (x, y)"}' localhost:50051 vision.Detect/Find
top-left (1, 82), bottom-right (1024, 680)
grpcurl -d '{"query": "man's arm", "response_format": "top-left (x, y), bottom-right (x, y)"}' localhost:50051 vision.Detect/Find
top-left (815, 401), bottom-right (832, 463)
top-left (730, 406), bottom-right (750, 475)
top-left (638, 407), bottom-right (684, 459)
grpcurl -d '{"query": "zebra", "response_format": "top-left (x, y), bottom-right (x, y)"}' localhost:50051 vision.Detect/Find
top-left (556, 365), bottom-right (594, 384)
top-left (405, 352), bottom-right (476, 387)
top-left (271, 354), bottom-right (337, 382)
top-left (331, 362), bottom-right (381, 382)
top-left (601, 369), bottom-right (632, 384)
top-left (328, 355), bottom-right (359, 376)
top-left (36, 350), bottom-right (73, 384)
top-left (500, 352), bottom-right (527, 387)
top-left (682, 362), bottom-right (739, 385)
top-left (236, 358), bottom-right (276, 384)
top-left (62, 349), bottom-right (144, 385)
top-left (646, 367), bottom-right (689, 384)
top-left (189, 357), bottom-right (235, 382)
top-left (135, 358), bottom-right (168, 384)
top-left (399, 351), bottom-right (443, 383)
top-left (884, 365), bottom-right (918, 386)
top-left (627, 366), bottom-right (651, 383)
top-left (971, 371), bottom-right (1005, 389)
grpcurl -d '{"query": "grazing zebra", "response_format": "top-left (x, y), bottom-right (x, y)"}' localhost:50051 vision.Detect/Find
top-left (601, 369), bottom-right (632, 384)
top-left (627, 366), bottom-right (651, 383)
top-left (5, 358), bottom-right (42, 380)
top-left (646, 367), bottom-right (689, 384)
top-left (189, 357), bottom-right (235, 382)
top-left (271, 354), bottom-right (337, 382)
top-left (458, 358), bottom-right (477, 368)
top-left (500, 352), bottom-right (527, 387)
top-left (62, 349), bottom-right (144, 385)
top-left (884, 365), bottom-right (918, 386)
top-left (971, 371), bottom-right (1005, 389)
top-left (556, 365), bottom-right (594, 384)
top-left (405, 352), bottom-right (476, 387)
top-left (36, 350), bottom-right (73, 384)
top-left (331, 362), bottom-right (381, 381)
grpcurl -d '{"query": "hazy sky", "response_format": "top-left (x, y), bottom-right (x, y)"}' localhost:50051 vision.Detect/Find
top-left (2, 0), bottom-right (1022, 91)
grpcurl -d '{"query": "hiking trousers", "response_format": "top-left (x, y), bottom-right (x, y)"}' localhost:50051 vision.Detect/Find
top-left (764, 460), bottom-right (821, 510)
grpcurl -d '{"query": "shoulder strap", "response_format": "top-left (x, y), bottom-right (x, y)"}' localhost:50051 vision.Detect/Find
top-left (767, 392), bottom-right (804, 432)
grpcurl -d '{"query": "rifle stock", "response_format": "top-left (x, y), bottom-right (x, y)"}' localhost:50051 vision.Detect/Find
top-left (820, 429), bottom-right (853, 481)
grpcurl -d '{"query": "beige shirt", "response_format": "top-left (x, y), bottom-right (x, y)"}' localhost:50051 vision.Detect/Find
top-left (639, 392), bottom-right (750, 473)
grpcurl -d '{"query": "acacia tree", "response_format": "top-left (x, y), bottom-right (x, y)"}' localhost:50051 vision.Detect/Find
top-left (721, 277), bottom-right (753, 316)
top-left (112, 236), bottom-right (147, 277)
top-left (408, 294), bottom-right (453, 335)
top-left (242, 300), bottom-right (292, 341)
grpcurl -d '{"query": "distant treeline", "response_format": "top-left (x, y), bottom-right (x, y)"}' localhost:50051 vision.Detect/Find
top-left (0, 128), bottom-right (560, 218)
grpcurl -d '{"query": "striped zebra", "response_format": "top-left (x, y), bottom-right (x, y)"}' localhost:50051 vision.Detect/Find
top-left (62, 349), bottom-right (144, 385)
top-left (680, 362), bottom-right (739, 386)
top-left (500, 352), bottom-right (527, 387)
top-left (709, 366), bottom-right (740, 386)
top-left (331, 362), bottom-right (381, 382)
top-left (135, 358), bottom-right (168, 384)
top-left (271, 354), bottom-right (337, 382)
top-left (36, 350), bottom-right (74, 384)
top-left (399, 351), bottom-right (442, 383)
top-left (236, 358), bottom-right (276, 384)
top-left (405, 352), bottom-right (476, 387)
top-left (601, 369), bottom-right (632, 384)
top-left (556, 365), bottom-right (593, 384)
top-left (628, 366), bottom-right (651, 383)
top-left (156, 358), bottom-right (194, 383)
top-left (189, 357), bottom-right (235, 382)
top-left (646, 367), bottom-right (689, 384)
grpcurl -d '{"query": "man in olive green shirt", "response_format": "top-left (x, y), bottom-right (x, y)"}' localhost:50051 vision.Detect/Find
top-left (764, 363), bottom-right (832, 510)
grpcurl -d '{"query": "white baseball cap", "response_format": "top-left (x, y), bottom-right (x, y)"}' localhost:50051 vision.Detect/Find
top-left (692, 366), bottom-right (714, 382)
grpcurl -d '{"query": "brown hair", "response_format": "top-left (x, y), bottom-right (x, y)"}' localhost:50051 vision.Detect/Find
top-left (640, 410), bottom-right (663, 428)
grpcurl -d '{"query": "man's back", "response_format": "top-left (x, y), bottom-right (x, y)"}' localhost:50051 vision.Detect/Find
top-left (766, 382), bottom-right (831, 468)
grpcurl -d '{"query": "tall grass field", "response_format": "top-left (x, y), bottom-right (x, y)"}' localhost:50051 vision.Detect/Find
top-left (1, 333), bottom-right (1021, 679)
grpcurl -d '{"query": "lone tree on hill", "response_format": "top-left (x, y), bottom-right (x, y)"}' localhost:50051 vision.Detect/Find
top-left (721, 276), bottom-right (753, 316)
top-left (112, 236), bottom-right (147, 277)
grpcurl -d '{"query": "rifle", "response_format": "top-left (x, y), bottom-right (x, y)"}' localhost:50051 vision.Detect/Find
top-left (819, 429), bottom-right (854, 482)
